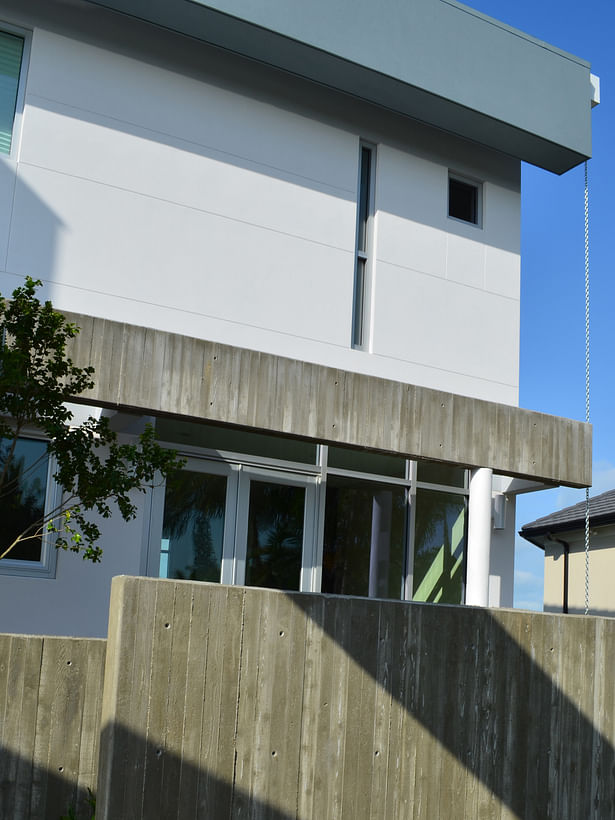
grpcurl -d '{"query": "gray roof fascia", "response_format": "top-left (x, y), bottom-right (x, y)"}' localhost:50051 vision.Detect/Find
top-left (83, 0), bottom-right (593, 174)
top-left (520, 490), bottom-right (615, 546)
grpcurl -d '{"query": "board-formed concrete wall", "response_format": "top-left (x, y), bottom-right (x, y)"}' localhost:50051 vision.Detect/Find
top-left (3, 578), bottom-right (614, 818)
top-left (98, 577), bottom-right (615, 820)
top-left (0, 634), bottom-right (105, 820)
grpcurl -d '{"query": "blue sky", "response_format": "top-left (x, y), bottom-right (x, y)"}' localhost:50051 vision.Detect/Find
top-left (467, 0), bottom-right (613, 609)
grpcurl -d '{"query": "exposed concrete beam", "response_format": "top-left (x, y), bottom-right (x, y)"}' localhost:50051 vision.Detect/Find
top-left (65, 313), bottom-right (591, 487)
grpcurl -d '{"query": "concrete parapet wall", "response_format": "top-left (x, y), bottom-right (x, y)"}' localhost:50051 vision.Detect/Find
top-left (65, 313), bottom-right (592, 487)
top-left (0, 634), bottom-right (105, 820)
top-left (2, 578), bottom-right (613, 818)
top-left (98, 577), bottom-right (615, 819)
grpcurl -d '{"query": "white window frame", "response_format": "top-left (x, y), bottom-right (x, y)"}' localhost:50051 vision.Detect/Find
top-left (148, 434), bottom-right (470, 604)
top-left (149, 458), bottom-right (318, 592)
top-left (233, 466), bottom-right (318, 592)
top-left (0, 436), bottom-right (62, 578)
top-left (146, 457), bottom-right (239, 581)
top-left (0, 20), bottom-right (32, 162)
top-left (448, 170), bottom-right (483, 229)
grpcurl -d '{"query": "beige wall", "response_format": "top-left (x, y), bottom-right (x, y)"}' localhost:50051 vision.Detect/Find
top-left (544, 525), bottom-right (615, 617)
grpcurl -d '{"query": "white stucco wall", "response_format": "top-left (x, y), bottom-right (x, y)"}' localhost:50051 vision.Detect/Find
top-left (0, 3), bottom-right (522, 635)
top-left (0, 3), bottom-right (521, 406)
top-left (0, 488), bottom-right (149, 637)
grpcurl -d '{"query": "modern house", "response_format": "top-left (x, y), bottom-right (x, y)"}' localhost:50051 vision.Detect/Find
top-left (521, 490), bottom-right (615, 617)
top-left (0, 0), bottom-right (596, 637)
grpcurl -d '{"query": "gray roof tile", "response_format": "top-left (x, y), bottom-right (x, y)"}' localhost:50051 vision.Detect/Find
top-left (521, 489), bottom-right (615, 534)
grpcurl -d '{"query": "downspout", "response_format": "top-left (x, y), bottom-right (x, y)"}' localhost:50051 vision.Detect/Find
top-left (548, 533), bottom-right (570, 614)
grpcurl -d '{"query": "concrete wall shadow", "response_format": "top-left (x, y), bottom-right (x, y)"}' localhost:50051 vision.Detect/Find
top-left (0, 747), bottom-right (94, 820)
top-left (98, 579), bottom-right (615, 819)
top-left (0, 156), bottom-right (63, 293)
top-left (289, 592), bottom-right (615, 818)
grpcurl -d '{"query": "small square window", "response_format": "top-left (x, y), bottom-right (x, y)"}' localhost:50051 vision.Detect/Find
top-left (448, 175), bottom-right (481, 226)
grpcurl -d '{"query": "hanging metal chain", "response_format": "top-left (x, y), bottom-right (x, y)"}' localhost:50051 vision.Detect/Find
top-left (584, 160), bottom-right (591, 615)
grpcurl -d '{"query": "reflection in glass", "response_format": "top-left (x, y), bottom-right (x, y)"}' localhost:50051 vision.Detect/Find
top-left (0, 437), bottom-right (48, 561)
top-left (245, 481), bottom-right (305, 591)
top-left (161, 470), bottom-right (226, 582)
top-left (322, 476), bottom-right (405, 599)
top-left (413, 489), bottom-right (466, 604)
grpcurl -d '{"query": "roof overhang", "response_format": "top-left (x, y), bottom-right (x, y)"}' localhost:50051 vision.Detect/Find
top-left (521, 513), bottom-right (615, 549)
top-left (83, 0), bottom-right (594, 174)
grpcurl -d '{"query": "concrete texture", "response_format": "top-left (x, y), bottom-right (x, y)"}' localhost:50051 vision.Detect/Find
top-left (97, 576), bottom-right (615, 819)
top-left (2, 577), bottom-right (614, 818)
top-left (0, 634), bottom-right (105, 819)
top-left (66, 312), bottom-right (592, 487)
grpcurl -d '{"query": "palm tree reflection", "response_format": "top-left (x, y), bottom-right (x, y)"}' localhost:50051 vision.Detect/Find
top-left (162, 470), bottom-right (226, 582)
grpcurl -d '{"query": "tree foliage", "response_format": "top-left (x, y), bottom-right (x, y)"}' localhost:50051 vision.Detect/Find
top-left (0, 277), bottom-right (183, 562)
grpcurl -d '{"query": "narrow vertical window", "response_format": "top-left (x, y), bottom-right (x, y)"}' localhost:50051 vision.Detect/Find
top-left (352, 144), bottom-right (375, 349)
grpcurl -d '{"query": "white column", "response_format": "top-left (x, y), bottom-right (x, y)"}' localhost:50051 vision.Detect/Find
top-left (465, 467), bottom-right (493, 607)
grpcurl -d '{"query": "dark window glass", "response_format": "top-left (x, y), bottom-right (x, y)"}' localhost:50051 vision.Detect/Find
top-left (357, 146), bottom-right (372, 252)
top-left (449, 177), bottom-right (478, 224)
top-left (328, 445), bottom-right (406, 478)
top-left (416, 460), bottom-right (466, 488)
top-left (245, 481), bottom-right (305, 591)
top-left (161, 470), bottom-right (227, 582)
top-left (412, 489), bottom-right (466, 604)
top-left (0, 437), bottom-right (48, 561)
top-left (353, 257), bottom-right (366, 347)
top-left (322, 476), bottom-right (406, 599)
top-left (353, 145), bottom-right (373, 347)
top-left (156, 419), bottom-right (317, 464)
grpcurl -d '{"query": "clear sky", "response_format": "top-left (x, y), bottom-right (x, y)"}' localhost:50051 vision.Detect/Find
top-left (467, 0), bottom-right (613, 609)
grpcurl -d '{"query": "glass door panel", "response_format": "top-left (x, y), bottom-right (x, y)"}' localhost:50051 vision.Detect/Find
top-left (321, 476), bottom-right (406, 599)
top-left (160, 469), bottom-right (228, 582)
top-left (244, 481), bottom-right (306, 590)
top-left (234, 468), bottom-right (317, 592)
top-left (412, 489), bottom-right (466, 604)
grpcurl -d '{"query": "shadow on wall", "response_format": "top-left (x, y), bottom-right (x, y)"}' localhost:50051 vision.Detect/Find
top-left (0, 152), bottom-right (64, 294)
top-left (0, 750), bottom-right (95, 820)
top-left (0, 741), bottom-right (299, 820)
top-left (3, 0), bottom-right (517, 252)
top-left (96, 580), bottom-right (615, 819)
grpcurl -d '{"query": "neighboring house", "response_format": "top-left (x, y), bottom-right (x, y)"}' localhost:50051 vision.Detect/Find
top-left (520, 491), bottom-right (615, 618)
top-left (0, 0), bottom-right (597, 636)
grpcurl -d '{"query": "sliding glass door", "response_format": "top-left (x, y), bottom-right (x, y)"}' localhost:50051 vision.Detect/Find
top-left (154, 460), bottom-right (317, 593)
